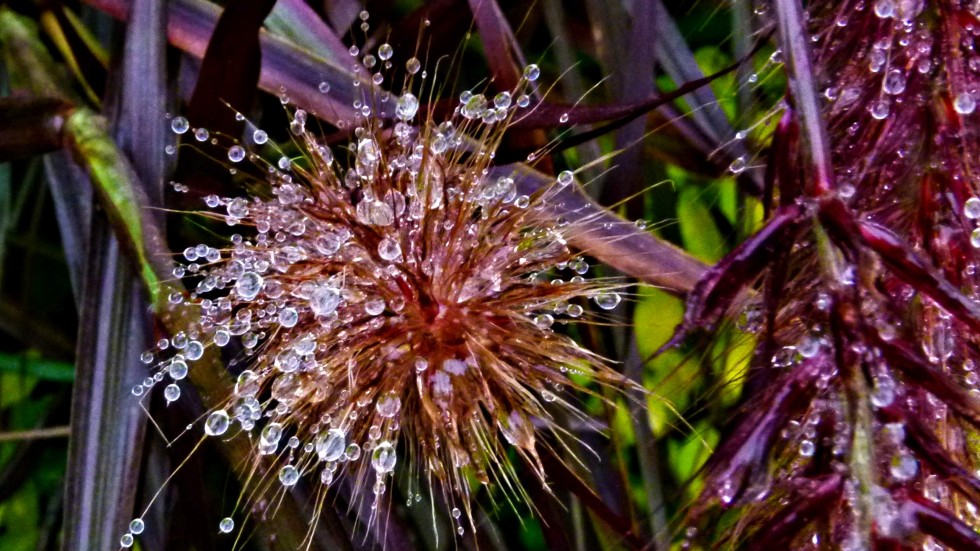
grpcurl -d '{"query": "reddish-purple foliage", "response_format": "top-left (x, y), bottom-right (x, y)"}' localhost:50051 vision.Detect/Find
top-left (679, 1), bottom-right (980, 548)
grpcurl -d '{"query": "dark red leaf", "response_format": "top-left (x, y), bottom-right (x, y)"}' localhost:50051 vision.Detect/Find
top-left (661, 203), bottom-right (806, 352)
top-left (900, 412), bottom-right (980, 506)
top-left (694, 359), bottom-right (824, 514)
top-left (865, 327), bottom-right (980, 429)
top-left (906, 497), bottom-right (980, 550)
top-left (186, 0), bottom-right (278, 134)
top-left (0, 96), bottom-right (72, 161)
top-left (739, 474), bottom-right (843, 548)
top-left (538, 448), bottom-right (646, 550)
top-left (858, 220), bottom-right (980, 333)
top-left (466, 0), bottom-right (523, 91)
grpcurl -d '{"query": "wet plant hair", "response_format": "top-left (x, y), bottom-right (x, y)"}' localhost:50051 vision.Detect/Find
top-left (123, 32), bottom-right (639, 548)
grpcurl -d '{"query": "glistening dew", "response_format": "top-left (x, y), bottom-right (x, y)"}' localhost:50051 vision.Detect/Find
top-left (121, 40), bottom-right (634, 548)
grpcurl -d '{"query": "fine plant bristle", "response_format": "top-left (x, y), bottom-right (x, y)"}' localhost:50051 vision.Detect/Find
top-left (129, 39), bottom-right (635, 546)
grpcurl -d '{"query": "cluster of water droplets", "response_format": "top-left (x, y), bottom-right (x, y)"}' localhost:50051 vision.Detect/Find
top-left (123, 35), bottom-right (631, 545)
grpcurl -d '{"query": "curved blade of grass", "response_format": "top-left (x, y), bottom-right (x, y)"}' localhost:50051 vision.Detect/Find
top-left (107, 0), bottom-right (167, 204)
top-left (508, 165), bottom-right (707, 293)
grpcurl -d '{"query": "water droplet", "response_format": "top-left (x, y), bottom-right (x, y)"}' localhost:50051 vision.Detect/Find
top-left (557, 170), bottom-right (573, 186)
top-left (451, 507), bottom-right (461, 519)
top-left (396, 93), bottom-right (419, 121)
top-left (371, 441), bottom-right (397, 473)
top-left (870, 100), bottom-right (890, 120)
top-left (378, 237), bottom-right (402, 261)
top-left (874, 0), bottom-right (895, 18)
top-left (236, 272), bottom-right (263, 300)
top-left (261, 424), bottom-right (284, 448)
top-left (169, 360), bottom-right (188, 380)
top-left (171, 116), bottom-right (189, 134)
top-left (120, 534), bottom-right (134, 548)
top-left (185, 340), bottom-right (204, 361)
top-left (164, 383), bottom-right (180, 402)
top-left (310, 286), bottom-right (341, 316)
top-left (799, 440), bottom-right (815, 457)
top-left (593, 292), bottom-right (621, 310)
top-left (882, 69), bottom-right (906, 95)
top-left (406, 57), bottom-right (421, 74)
top-left (227, 197), bottom-right (248, 218)
top-left (890, 452), bottom-right (918, 481)
top-left (461, 93), bottom-right (487, 119)
top-left (494, 91), bottom-right (512, 109)
top-left (318, 81), bottom-right (331, 93)
top-left (194, 128), bottom-right (209, 141)
top-left (129, 518), bottom-right (145, 535)
top-left (798, 336), bottom-right (821, 358)
top-left (205, 410), bottom-right (230, 436)
top-left (566, 304), bottom-right (583, 317)
top-left (365, 298), bottom-right (386, 316)
top-left (965, 197), bottom-right (980, 219)
top-left (267, 303), bottom-right (294, 328)
top-left (534, 314), bottom-right (554, 329)
top-left (559, 112), bottom-right (569, 124)
top-left (253, 129), bottom-right (268, 144)
top-left (378, 43), bottom-right (393, 60)
top-left (219, 517), bottom-right (234, 533)
top-left (870, 376), bottom-right (896, 407)
top-left (316, 429), bottom-right (346, 461)
top-left (970, 228), bottom-right (980, 248)
top-left (228, 145), bottom-right (246, 162)
top-left (523, 64), bottom-right (540, 81)
top-left (279, 465), bottom-right (300, 486)
top-left (728, 156), bottom-right (747, 174)
top-left (955, 92), bottom-right (976, 115)
top-left (376, 391), bottom-right (401, 418)
top-left (346, 442), bottom-right (362, 460)
top-left (214, 330), bottom-right (230, 347)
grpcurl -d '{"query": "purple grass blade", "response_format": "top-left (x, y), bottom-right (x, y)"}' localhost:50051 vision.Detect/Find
top-left (649, 0), bottom-right (742, 148)
top-left (510, 166), bottom-right (707, 293)
top-left (774, 0), bottom-right (834, 194)
top-left (267, 0), bottom-right (349, 64)
top-left (467, 0), bottom-right (525, 91)
top-left (62, 220), bottom-right (149, 551)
